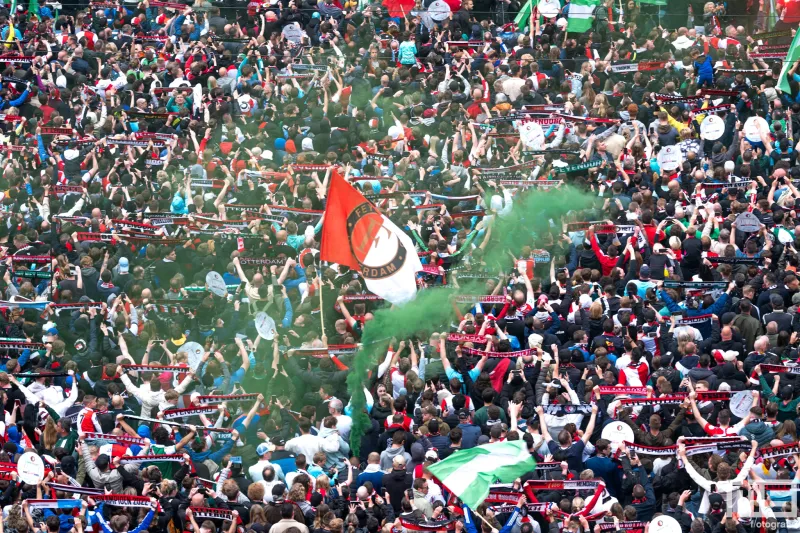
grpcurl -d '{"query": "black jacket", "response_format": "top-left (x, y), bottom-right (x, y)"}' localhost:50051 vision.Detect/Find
top-left (382, 468), bottom-right (413, 514)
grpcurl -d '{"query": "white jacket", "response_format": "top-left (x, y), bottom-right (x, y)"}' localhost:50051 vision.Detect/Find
top-left (121, 373), bottom-right (192, 417)
top-left (684, 452), bottom-right (754, 514)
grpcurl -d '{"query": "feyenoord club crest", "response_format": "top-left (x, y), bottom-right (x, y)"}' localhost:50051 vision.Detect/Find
top-left (347, 202), bottom-right (407, 279)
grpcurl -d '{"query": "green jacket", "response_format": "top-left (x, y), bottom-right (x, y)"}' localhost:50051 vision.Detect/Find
top-left (760, 375), bottom-right (800, 422)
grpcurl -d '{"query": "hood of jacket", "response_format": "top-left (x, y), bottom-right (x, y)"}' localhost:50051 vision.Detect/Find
top-left (743, 420), bottom-right (774, 445)
top-left (319, 426), bottom-right (339, 440)
top-left (383, 446), bottom-right (407, 461)
top-left (371, 404), bottom-right (393, 420)
top-left (409, 442), bottom-right (425, 462)
top-left (688, 367), bottom-right (714, 379)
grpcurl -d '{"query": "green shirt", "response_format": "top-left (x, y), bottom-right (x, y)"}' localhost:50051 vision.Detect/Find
top-left (473, 404), bottom-right (508, 430)
top-left (760, 375), bottom-right (800, 422)
top-left (55, 431), bottom-right (78, 454)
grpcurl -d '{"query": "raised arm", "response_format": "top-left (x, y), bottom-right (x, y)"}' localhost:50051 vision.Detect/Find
top-left (688, 394), bottom-right (712, 430)
top-left (232, 256), bottom-right (249, 285)
top-left (581, 404), bottom-right (598, 444)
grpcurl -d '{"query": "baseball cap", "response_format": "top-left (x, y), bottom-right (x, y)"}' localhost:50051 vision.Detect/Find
top-left (425, 449), bottom-right (439, 462)
top-left (639, 265), bottom-right (651, 279)
top-left (770, 294), bottom-right (784, 308)
top-left (457, 408), bottom-right (469, 420)
top-left (118, 257), bottom-right (129, 273)
top-left (256, 442), bottom-right (272, 456)
top-left (393, 455), bottom-right (406, 467)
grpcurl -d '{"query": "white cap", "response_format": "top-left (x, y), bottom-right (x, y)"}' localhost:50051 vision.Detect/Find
top-left (528, 333), bottom-right (543, 348)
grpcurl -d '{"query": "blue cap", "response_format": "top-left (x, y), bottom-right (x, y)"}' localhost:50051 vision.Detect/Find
top-left (171, 196), bottom-right (186, 213)
top-left (45, 327), bottom-right (58, 336)
top-left (7, 426), bottom-right (19, 443)
top-left (256, 442), bottom-right (272, 456)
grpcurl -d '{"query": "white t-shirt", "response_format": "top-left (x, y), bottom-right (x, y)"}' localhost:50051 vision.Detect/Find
top-left (391, 366), bottom-right (418, 398)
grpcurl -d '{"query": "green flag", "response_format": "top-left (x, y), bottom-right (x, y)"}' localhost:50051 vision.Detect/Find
top-left (566, 0), bottom-right (601, 33)
top-left (779, 30), bottom-right (800, 94)
top-left (426, 440), bottom-right (535, 509)
top-left (514, 0), bottom-right (534, 31)
top-left (28, 0), bottom-right (39, 19)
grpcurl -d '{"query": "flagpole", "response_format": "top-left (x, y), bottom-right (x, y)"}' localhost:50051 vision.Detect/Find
top-left (473, 511), bottom-right (498, 531)
top-left (319, 277), bottom-right (325, 338)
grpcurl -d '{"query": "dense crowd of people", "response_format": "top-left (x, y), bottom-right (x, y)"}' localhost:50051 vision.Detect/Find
top-left (2, 1), bottom-right (800, 533)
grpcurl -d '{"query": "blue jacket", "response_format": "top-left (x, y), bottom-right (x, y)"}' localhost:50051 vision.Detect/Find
top-left (457, 422), bottom-right (482, 449)
top-left (695, 55), bottom-right (713, 80)
top-left (89, 504), bottom-right (155, 533)
top-left (186, 437), bottom-right (234, 464)
top-left (356, 469), bottom-right (385, 492)
top-left (658, 290), bottom-right (729, 337)
top-left (1, 88), bottom-right (28, 110)
top-left (43, 509), bottom-right (75, 533)
top-left (463, 505), bottom-right (519, 533)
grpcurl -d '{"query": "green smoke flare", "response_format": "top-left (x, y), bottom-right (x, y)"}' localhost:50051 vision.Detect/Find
top-left (347, 185), bottom-right (598, 454)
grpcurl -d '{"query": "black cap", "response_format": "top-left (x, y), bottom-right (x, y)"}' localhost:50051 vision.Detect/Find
top-left (457, 409), bottom-right (469, 420)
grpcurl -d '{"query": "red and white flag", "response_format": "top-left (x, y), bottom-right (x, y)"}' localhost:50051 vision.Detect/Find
top-left (320, 172), bottom-right (422, 304)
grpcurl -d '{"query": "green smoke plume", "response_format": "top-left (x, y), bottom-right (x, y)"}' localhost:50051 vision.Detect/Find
top-left (347, 185), bottom-right (598, 454)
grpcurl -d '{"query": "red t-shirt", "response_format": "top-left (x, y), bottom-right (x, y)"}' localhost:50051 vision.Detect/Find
top-left (704, 423), bottom-right (739, 437)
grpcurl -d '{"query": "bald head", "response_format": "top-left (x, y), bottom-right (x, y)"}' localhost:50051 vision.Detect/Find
top-left (755, 336), bottom-right (769, 353)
